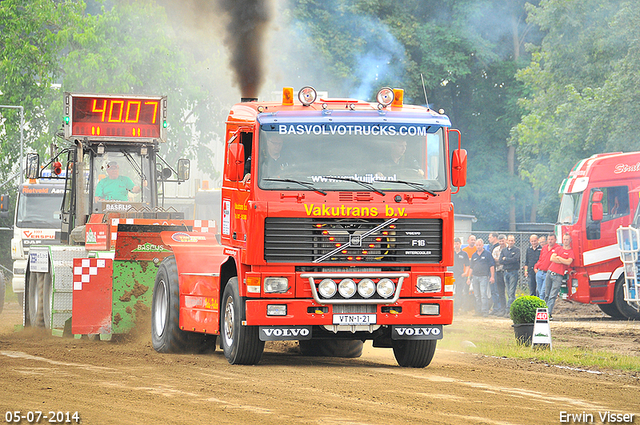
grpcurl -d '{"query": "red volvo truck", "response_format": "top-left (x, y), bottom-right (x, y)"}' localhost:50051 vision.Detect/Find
top-left (557, 151), bottom-right (640, 319)
top-left (151, 87), bottom-right (467, 367)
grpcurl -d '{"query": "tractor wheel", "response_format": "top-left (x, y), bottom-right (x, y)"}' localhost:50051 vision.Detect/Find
top-left (27, 271), bottom-right (45, 328)
top-left (43, 272), bottom-right (53, 329)
top-left (0, 272), bottom-right (5, 315)
top-left (151, 257), bottom-right (216, 353)
top-left (221, 278), bottom-right (264, 365)
top-left (392, 339), bottom-right (437, 368)
top-left (298, 339), bottom-right (363, 358)
top-left (613, 277), bottom-right (640, 320)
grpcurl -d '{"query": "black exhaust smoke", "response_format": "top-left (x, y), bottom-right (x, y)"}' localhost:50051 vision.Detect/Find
top-left (218, 0), bottom-right (271, 99)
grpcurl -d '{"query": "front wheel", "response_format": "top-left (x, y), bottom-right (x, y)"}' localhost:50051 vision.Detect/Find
top-left (392, 339), bottom-right (437, 368)
top-left (221, 278), bottom-right (264, 365)
top-left (614, 277), bottom-right (640, 320)
top-left (597, 302), bottom-right (624, 318)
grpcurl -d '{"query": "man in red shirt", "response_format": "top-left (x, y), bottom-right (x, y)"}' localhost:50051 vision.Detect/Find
top-left (535, 233), bottom-right (558, 299)
top-left (544, 233), bottom-right (575, 317)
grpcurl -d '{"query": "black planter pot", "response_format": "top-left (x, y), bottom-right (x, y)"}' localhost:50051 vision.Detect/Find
top-left (512, 323), bottom-right (534, 346)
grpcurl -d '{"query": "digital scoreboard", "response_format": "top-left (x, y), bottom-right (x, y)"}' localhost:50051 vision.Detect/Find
top-left (63, 93), bottom-right (167, 142)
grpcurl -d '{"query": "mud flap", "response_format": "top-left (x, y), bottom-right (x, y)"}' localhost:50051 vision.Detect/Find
top-left (259, 326), bottom-right (313, 341)
top-left (391, 325), bottom-right (443, 340)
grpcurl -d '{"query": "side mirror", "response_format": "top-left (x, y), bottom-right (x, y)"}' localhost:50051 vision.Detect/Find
top-left (591, 190), bottom-right (603, 203)
top-left (0, 194), bottom-right (10, 212)
top-left (177, 158), bottom-right (190, 181)
top-left (225, 142), bottom-right (245, 182)
top-left (591, 190), bottom-right (603, 222)
top-left (26, 153), bottom-right (40, 179)
top-left (591, 203), bottom-right (603, 222)
top-left (451, 149), bottom-right (468, 188)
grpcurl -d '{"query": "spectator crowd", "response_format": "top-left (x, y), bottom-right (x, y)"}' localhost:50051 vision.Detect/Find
top-left (451, 232), bottom-right (574, 319)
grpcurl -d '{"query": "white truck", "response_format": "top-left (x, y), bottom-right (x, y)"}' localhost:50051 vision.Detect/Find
top-left (10, 177), bottom-right (64, 308)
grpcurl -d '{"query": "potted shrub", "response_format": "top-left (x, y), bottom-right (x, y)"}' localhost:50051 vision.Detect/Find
top-left (509, 296), bottom-right (547, 346)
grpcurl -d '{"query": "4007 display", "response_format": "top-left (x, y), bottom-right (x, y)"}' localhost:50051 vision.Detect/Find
top-left (65, 93), bottom-right (166, 140)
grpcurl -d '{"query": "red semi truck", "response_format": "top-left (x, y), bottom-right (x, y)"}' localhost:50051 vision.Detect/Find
top-left (557, 151), bottom-right (640, 319)
top-left (151, 87), bottom-right (467, 367)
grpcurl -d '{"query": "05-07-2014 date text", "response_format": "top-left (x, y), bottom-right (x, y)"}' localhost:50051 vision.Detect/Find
top-left (4, 411), bottom-right (80, 424)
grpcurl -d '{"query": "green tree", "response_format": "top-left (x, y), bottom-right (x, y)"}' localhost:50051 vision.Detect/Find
top-left (0, 0), bottom-right (85, 177)
top-left (513, 0), bottom-right (627, 221)
top-left (61, 0), bottom-right (229, 175)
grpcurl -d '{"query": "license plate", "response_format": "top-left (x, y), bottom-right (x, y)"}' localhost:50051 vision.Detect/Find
top-left (333, 314), bottom-right (377, 326)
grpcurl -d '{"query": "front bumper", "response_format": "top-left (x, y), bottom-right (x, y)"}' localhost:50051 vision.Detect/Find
top-left (245, 298), bottom-right (453, 327)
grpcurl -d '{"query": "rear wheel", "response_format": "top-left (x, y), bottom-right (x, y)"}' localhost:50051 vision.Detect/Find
top-left (27, 271), bottom-right (44, 328)
top-left (43, 272), bottom-right (53, 329)
top-left (221, 278), bottom-right (264, 365)
top-left (392, 339), bottom-right (437, 368)
top-left (298, 339), bottom-right (363, 358)
top-left (151, 257), bottom-right (216, 353)
top-left (614, 277), bottom-right (640, 320)
top-left (0, 272), bottom-right (5, 315)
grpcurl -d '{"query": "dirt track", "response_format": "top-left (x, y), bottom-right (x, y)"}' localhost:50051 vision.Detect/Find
top-left (0, 300), bottom-right (638, 425)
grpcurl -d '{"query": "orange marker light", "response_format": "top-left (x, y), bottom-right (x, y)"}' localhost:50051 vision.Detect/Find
top-left (392, 88), bottom-right (404, 107)
top-left (283, 87), bottom-right (294, 106)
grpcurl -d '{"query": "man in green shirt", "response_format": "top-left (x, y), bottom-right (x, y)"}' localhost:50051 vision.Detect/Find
top-left (94, 161), bottom-right (140, 202)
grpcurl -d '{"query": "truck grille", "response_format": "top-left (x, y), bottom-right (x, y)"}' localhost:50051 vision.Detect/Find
top-left (264, 217), bottom-right (442, 263)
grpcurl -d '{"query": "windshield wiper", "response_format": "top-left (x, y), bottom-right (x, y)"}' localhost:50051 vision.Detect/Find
top-left (321, 176), bottom-right (386, 196)
top-left (381, 179), bottom-right (436, 196)
top-left (263, 178), bottom-right (327, 195)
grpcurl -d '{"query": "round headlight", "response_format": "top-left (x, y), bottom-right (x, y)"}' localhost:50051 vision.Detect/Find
top-left (376, 87), bottom-right (394, 107)
top-left (377, 278), bottom-right (395, 298)
top-left (357, 279), bottom-right (376, 298)
top-left (298, 86), bottom-right (317, 106)
top-left (318, 279), bottom-right (337, 298)
top-left (338, 279), bottom-right (357, 298)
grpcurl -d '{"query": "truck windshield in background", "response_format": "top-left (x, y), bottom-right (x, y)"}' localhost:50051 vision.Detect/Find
top-left (16, 186), bottom-right (64, 228)
top-left (91, 150), bottom-right (154, 212)
top-left (557, 192), bottom-right (582, 225)
top-left (257, 125), bottom-right (446, 191)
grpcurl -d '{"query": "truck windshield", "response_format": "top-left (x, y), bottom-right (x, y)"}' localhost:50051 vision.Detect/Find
top-left (557, 193), bottom-right (582, 225)
top-left (256, 126), bottom-right (446, 192)
top-left (16, 189), bottom-right (64, 228)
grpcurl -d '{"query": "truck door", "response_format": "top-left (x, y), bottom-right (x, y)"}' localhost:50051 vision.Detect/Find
top-left (221, 130), bottom-right (252, 247)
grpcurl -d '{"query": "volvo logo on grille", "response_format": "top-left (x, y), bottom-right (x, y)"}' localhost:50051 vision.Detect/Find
top-left (350, 234), bottom-right (362, 246)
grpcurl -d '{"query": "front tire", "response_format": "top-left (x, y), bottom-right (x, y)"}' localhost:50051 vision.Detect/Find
top-left (614, 277), bottom-right (640, 320)
top-left (597, 302), bottom-right (624, 318)
top-left (151, 257), bottom-right (216, 353)
top-left (392, 339), bottom-right (437, 368)
top-left (221, 278), bottom-right (264, 365)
